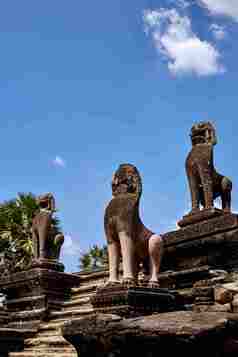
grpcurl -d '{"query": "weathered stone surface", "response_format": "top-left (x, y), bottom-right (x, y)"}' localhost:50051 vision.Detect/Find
top-left (0, 309), bottom-right (10, 325)
top-left (0, 268), bottom-right (80, 305)
top-left (0, 267), bottom-right (80, 328)
top-left (193, 303), bottom-right (232, 313)
top-left (210, 269), bottom-right (228, 278)
top-left (91, 285), bottom-right (181, 317)
top-left (231, 296), bottom-right (238, 313)
top-left (224, 272), bottom-right (238, 283)
top-left (222, 282), bottom-right (238, 294)
top-left (209, 303), bottom-right (232, 312)
top-left (192, 286), bottom-right (214, 298)
top-left (214, 286), bottom-right (234, 304)
top-left (162, 214), bottom-right (238, 272)
top-left (0, 327), bottom-right (35, 356)
top-left (163, 214), bottom-right (238, 247)
top-left (7, 323), bottom-right (77, 357)
top-left (159, 265), bottom-right (211, 289)
top-left (31, 258), bottom-right (65, 272)
top-left (62, 311), bottom-right (238, 357)
top-left (178, 208), bottom-right (224, 227)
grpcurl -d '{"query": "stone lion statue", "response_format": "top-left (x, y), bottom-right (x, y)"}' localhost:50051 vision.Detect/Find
top-left (32, 193), bottom-right (64, 261)
top-left (104, 164), bottom-right (163, 286)
top-left (186, 122), bottom-right (232, 214)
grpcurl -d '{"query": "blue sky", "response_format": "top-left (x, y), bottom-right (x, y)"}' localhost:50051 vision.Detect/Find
top-left (0, 0), bottom-right (238, 271)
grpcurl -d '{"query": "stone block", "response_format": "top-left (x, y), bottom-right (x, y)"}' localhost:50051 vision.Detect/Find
top-left (221, 282), bottom-right (238, 294)
top-left (209, 303), bottom-right (232, 312)
top-left (0, 267), bottom-right (80, 328)
top-left (178, 208), bottom-right (224, 228)
top-left (62, 311), bottom-right (238, 357)
top-left (193, 303), bottom-right (232, 313)
top-left (162, 213), bottom-right (238, 272)
top-left (231, 296), bottom-right (238, 313)
top-left (192, 286), bottom-right (214, 298)
top-left (214, 286), bottom-right (233, 304)
top-left (91, 284), bottom-right (181, 317)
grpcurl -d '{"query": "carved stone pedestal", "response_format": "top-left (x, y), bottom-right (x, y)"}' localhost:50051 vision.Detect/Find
top-left (162, 213), bottom-right (238, 272)
top-left (0, 263), bottom-right (80, 328)
top-left (91, 284), bottom-right (181, 317)
top-left (31, 257), bottom-right (65, 272)
top-left (177, 208), bottom-right (224, 228)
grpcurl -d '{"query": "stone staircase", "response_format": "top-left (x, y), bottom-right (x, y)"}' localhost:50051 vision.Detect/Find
top-left (3, 266), bottom-right (216, 356)
top-left (9, 322), bottom-right (77, 357)
top-left (7, 270), bottom-right (107, 357)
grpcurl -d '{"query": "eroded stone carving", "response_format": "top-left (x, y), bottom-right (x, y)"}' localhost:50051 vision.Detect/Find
top-left (104, 164), bottom-right (163, 286)
top-left (186, 122), bottom-right (232, 214)
top-left (32, 193), bottom-right (64, 261)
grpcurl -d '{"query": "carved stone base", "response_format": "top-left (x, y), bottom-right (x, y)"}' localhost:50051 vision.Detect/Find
top-left (91, 284), bottom-right (181, 317)
top-left (178, 208), bottom-right (224, 227)
top-left (0, 267), bottom-right (80, 328)
top-left (31, 258), bottom-right (65, 272)
top-left (162, 213), bottom-right (238, 272)
top-left (159, 265), bottom-right (211, 289)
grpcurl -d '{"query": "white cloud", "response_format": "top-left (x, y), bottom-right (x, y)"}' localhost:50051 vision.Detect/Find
top-left (143, 8), bottom-right (224, 76)
top-left (171, 0), bottom-right (190, 9)
top-left (53, 156), bottom-right (66, 168)
top-left (61, 235), bottom-right (81, 256)
top-left (198, 0), bottom-right (238, 21)
top-left (210, 23), bottom-right (226, 40)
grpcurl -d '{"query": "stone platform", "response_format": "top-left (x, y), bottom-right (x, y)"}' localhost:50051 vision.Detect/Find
top-left (162, 212), bottom-right (238, 272)
top-left (177, 208), bottom-right (224, 227)
top-left (62, 311), bottom-right (238, 357)
top-left (91, 284), bottom-right (181, 317)
top-left (0, 263), bottom-right (81, 328)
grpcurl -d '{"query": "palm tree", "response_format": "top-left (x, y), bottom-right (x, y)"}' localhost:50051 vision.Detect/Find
top-left (101, 245), bottom-right (109, 266)
top-left (0, 192), bottom-right (61, 272)
top-left (79, 244), bottom-right (109, 271)
top-left (79, 252), bottom-right (92, 271)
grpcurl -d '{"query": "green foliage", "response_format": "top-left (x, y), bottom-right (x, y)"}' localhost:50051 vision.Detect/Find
top-left (0, 192), bottom-right (61, 272)
top-left (79, 244), bottom-right (108, 271)
top-left (79, 252), bottom-right (92, 270)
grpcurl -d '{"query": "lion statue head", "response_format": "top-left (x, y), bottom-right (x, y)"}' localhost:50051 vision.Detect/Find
top-left (190, 121), bottom-right (217, 146)
top-left (37, 193), bottom-right (55, 212)
top-left (111, 163), bottom-right (142, 199)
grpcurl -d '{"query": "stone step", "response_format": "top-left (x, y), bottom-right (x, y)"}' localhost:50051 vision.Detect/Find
top-left (21, 347), bottom-right (76, 352)
top-left (71, 285), bottom-right (97, 298)
top-left (71, 293), bottom-right (94, 301)
top-left (24, 346), bottom-right (76, 352)
top-left (24, 335), bottom-right (72, 347)
top-left (64, 304), bottom-right (92, 312)
top-left (65, 296), bottom-right (91, 305)
top-left (37, 321), bottom-right (64, 330)
top-left (35, 329), bottom-right (59, 337)
top-left (35, 324), bottom-right (61, 337)
top-left (9, 343), bottom-right (77, 356)
top-left (49, 308), bottom-right (94, 322)
top-left (63, 296), bottom-right (92, 311)
top-left (10, 352), bottom-right (76, 357)
top-left (63, 304), bottom-right (92, 312)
